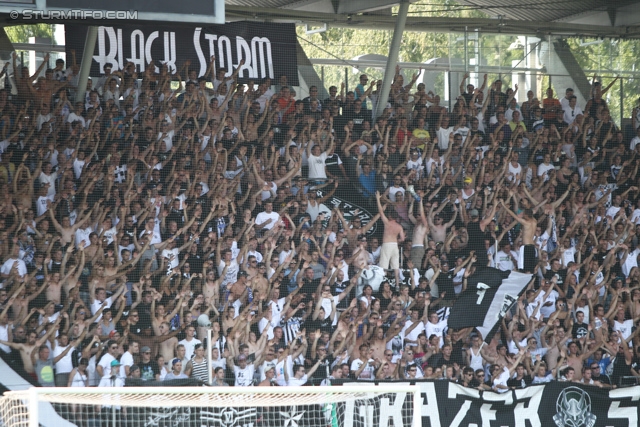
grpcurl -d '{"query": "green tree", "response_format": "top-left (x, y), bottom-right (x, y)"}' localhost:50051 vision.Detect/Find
top-left (4, 24), bottom-right (53, 43)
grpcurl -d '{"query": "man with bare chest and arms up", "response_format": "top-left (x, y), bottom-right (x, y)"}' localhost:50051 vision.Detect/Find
top-left (500, 202), bottom-right (537, 273)
top-left (376, 192), bottom-right (405, 283)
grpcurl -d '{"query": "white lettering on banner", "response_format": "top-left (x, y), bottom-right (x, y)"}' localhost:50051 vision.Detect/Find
top-left (128, 30), bottom-right (145, 71)
top-left (145, 31), bottom-right (159, 69)
top-left (94, 27), bottom-right (120, 71)
top-left (358, 405), bottom-right (375, 427)
top-left (608, 387), bottom-right (639, 426)
top-left (194, 28), bottom-right (207, 75)
top-left (419, 382), bottom-right (441, 427)
top-left (450, 400), bottom-right (472, 427)
top-left (251, 37), bottom-right (274, 80)
top-left (480, 403), bottom-right (497, 427)
top-left (218, 36), bottom-right (233, 74)
top-left (92, 27), bottom-right (275, 80)
top-left (476, 282), bottom-right (489, 304)
top-left (513, 387), bottom-right (542, 427)
top-left (380, 393), bottom-right (406, 427)
top-left (164, 31), bottom-right (176, 73)
top-left (236, 37), bottom-right (252, 78)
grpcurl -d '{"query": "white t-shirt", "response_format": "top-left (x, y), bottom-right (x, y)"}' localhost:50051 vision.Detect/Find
top-left (90, 296), bottom-right (113, 323)
top-left (425, 319), bottom-right (448, 347)
top-left (178, 338), bottom-right (202, 360)
top-left (534, 289), bottom-right (559, 319)
top-left (307, 151), bottom-right (328, 180)
top-left (255, 211), bottom-right (280, 230)
top-left (402, 320), bottom-right (425, 346)
top-left (387, 185), bottom-right (406, 203)
top-left (39, 171), bottom-right (58, 197)
top-left (36, 195), bottom-right (54, 217)
top-left (53, 344), bottom-right (75, 374)
top-left (537, 163), bottom-right (555, 182)
top-left (98, 353), bottom-right (116, 378)
top-left (218, 259), bottom-right (239, 289)
top-left (119, 351), bottom-right (134, 377)
top-left (495, 250), bottom-right (515, 271)
top-left (436, 126), bottom-right (454, 150)
top-left (1, 258), bottom-right (27, 278)
top-left (350, 358), bottom-right (375, 380)
top-left (233, 364), bottom-right (255, 386)
top-left (275, 356), bottom-right (295, 386)
top-left (614, 319), bottom-right (634, 341)
top-left (622, 248), bottom-right (640, 277)
top-left (287, 374), bottom-right (309, 386)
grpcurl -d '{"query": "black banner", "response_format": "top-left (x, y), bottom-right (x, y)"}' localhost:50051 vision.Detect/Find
top-left (64, 22), bottom-right (299, 85)
top-left (109, 380), bottom-right (640, 427)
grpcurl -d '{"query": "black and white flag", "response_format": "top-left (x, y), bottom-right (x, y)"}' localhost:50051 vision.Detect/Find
top-left (448, 267), bottom-right (532, 342)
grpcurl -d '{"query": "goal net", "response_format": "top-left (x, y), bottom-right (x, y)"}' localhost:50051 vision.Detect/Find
top-left (0, 384), bottom-right (421, 427)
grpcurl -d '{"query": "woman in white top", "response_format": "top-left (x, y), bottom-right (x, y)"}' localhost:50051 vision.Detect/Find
top-left (68, 358), bottom-right (89, 387)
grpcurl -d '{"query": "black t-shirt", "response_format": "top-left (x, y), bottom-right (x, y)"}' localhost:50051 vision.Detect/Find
top-left (333, 280), bottom-right (353, 309)
top-left (325, 153), bottom-right (343, 178)
top-left (467, 220), bottom-right (488, 264)
top-left (507, 375), bottom-right (532, 389)
top-left (544, 269), bottom-right (567, 288)
top-left (427, 353), bottom-right (452, 369)
top-left (139, 361), bottom-right (160, 381)
top-left (435, 269), bottom-right (456, 300)
top-left (571, 322), bottom-right (589, 339)
top-left (300, 278), bottom-right (321, 299)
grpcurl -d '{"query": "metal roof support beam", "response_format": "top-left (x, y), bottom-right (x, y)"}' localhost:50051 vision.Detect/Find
top-left (375, 0), bottom-right (409, 119)
top-left (75, 26), bottom-right (97, 103)
top-left (337, 0), bottom-right (402, 14)
top-left (224, 6), bottom-right (640, 39)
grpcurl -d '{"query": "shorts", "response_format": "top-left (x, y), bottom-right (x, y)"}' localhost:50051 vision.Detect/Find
top-left (518, 244), bottom-right (537, 273)
top-left (379, 242), bottom-right (400, 270)
top-left (410, 246), bottom-right (425, 269)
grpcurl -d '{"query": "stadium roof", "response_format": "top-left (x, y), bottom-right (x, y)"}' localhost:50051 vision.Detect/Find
top-left (224, 0), bottom-right (640, 38)
top-left (0, 0), bottom-right (638, 38)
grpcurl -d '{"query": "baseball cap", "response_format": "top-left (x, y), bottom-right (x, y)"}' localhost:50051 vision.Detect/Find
top-left (110, 359), bottom-right (121, 367)
top-left (470, 209), bottom-right (479, 217)
top-left (237, 270), bottom-right (249, 278)
top-left (129, 364), bottom-right (140, 373)
top-left (463, 177), bottom-right (473, 184)
top-left (141, 346), bottom-right (151, 353)
top-left (171, 358), bottom-right (181, 367)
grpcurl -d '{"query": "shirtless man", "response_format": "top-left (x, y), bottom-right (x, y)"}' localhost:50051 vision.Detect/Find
top-left (335, 208), bottom-right (381, 251)
top-left (130, 321), bottom-right (185, 361)
top-left (369, 313), bottom-right (403, 362)
top-left (203, 261), bottom-right (224, 307)
top-left (48, 210), bottom-right (92, 246)
top-left (375, 191), bottom-right (405, 273)
top-left (408, 197), bottom-right (429, 269)
top-left (0, 316), bottom-right (61, 376)
top-left (151, 293), bottom-right (185, 336)
top-left (500, 203), bottom-right (538, 273)
top-left (156, 322), bottom-right (180, 367)
top-left (350, 238), bottom-right (371, 271)
top-left (228, 271), bottom-right (250, 304)
top-left (45, 268), bottom-right (74, 306)
top-left (10, 281), bottom-right (46, 325)
top-left (427, 200), bottom-right (458, 244)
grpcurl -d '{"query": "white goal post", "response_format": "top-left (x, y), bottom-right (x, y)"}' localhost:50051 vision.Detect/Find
top-left (0, 384), bottom-right (422, 427)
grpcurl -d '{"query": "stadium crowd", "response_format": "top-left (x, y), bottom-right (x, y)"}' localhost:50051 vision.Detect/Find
top-left (1, 51), bottom-right (640, 398)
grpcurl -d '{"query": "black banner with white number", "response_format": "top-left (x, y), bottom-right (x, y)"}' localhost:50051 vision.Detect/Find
top-left (64, 22), bottom-right (299, 85)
